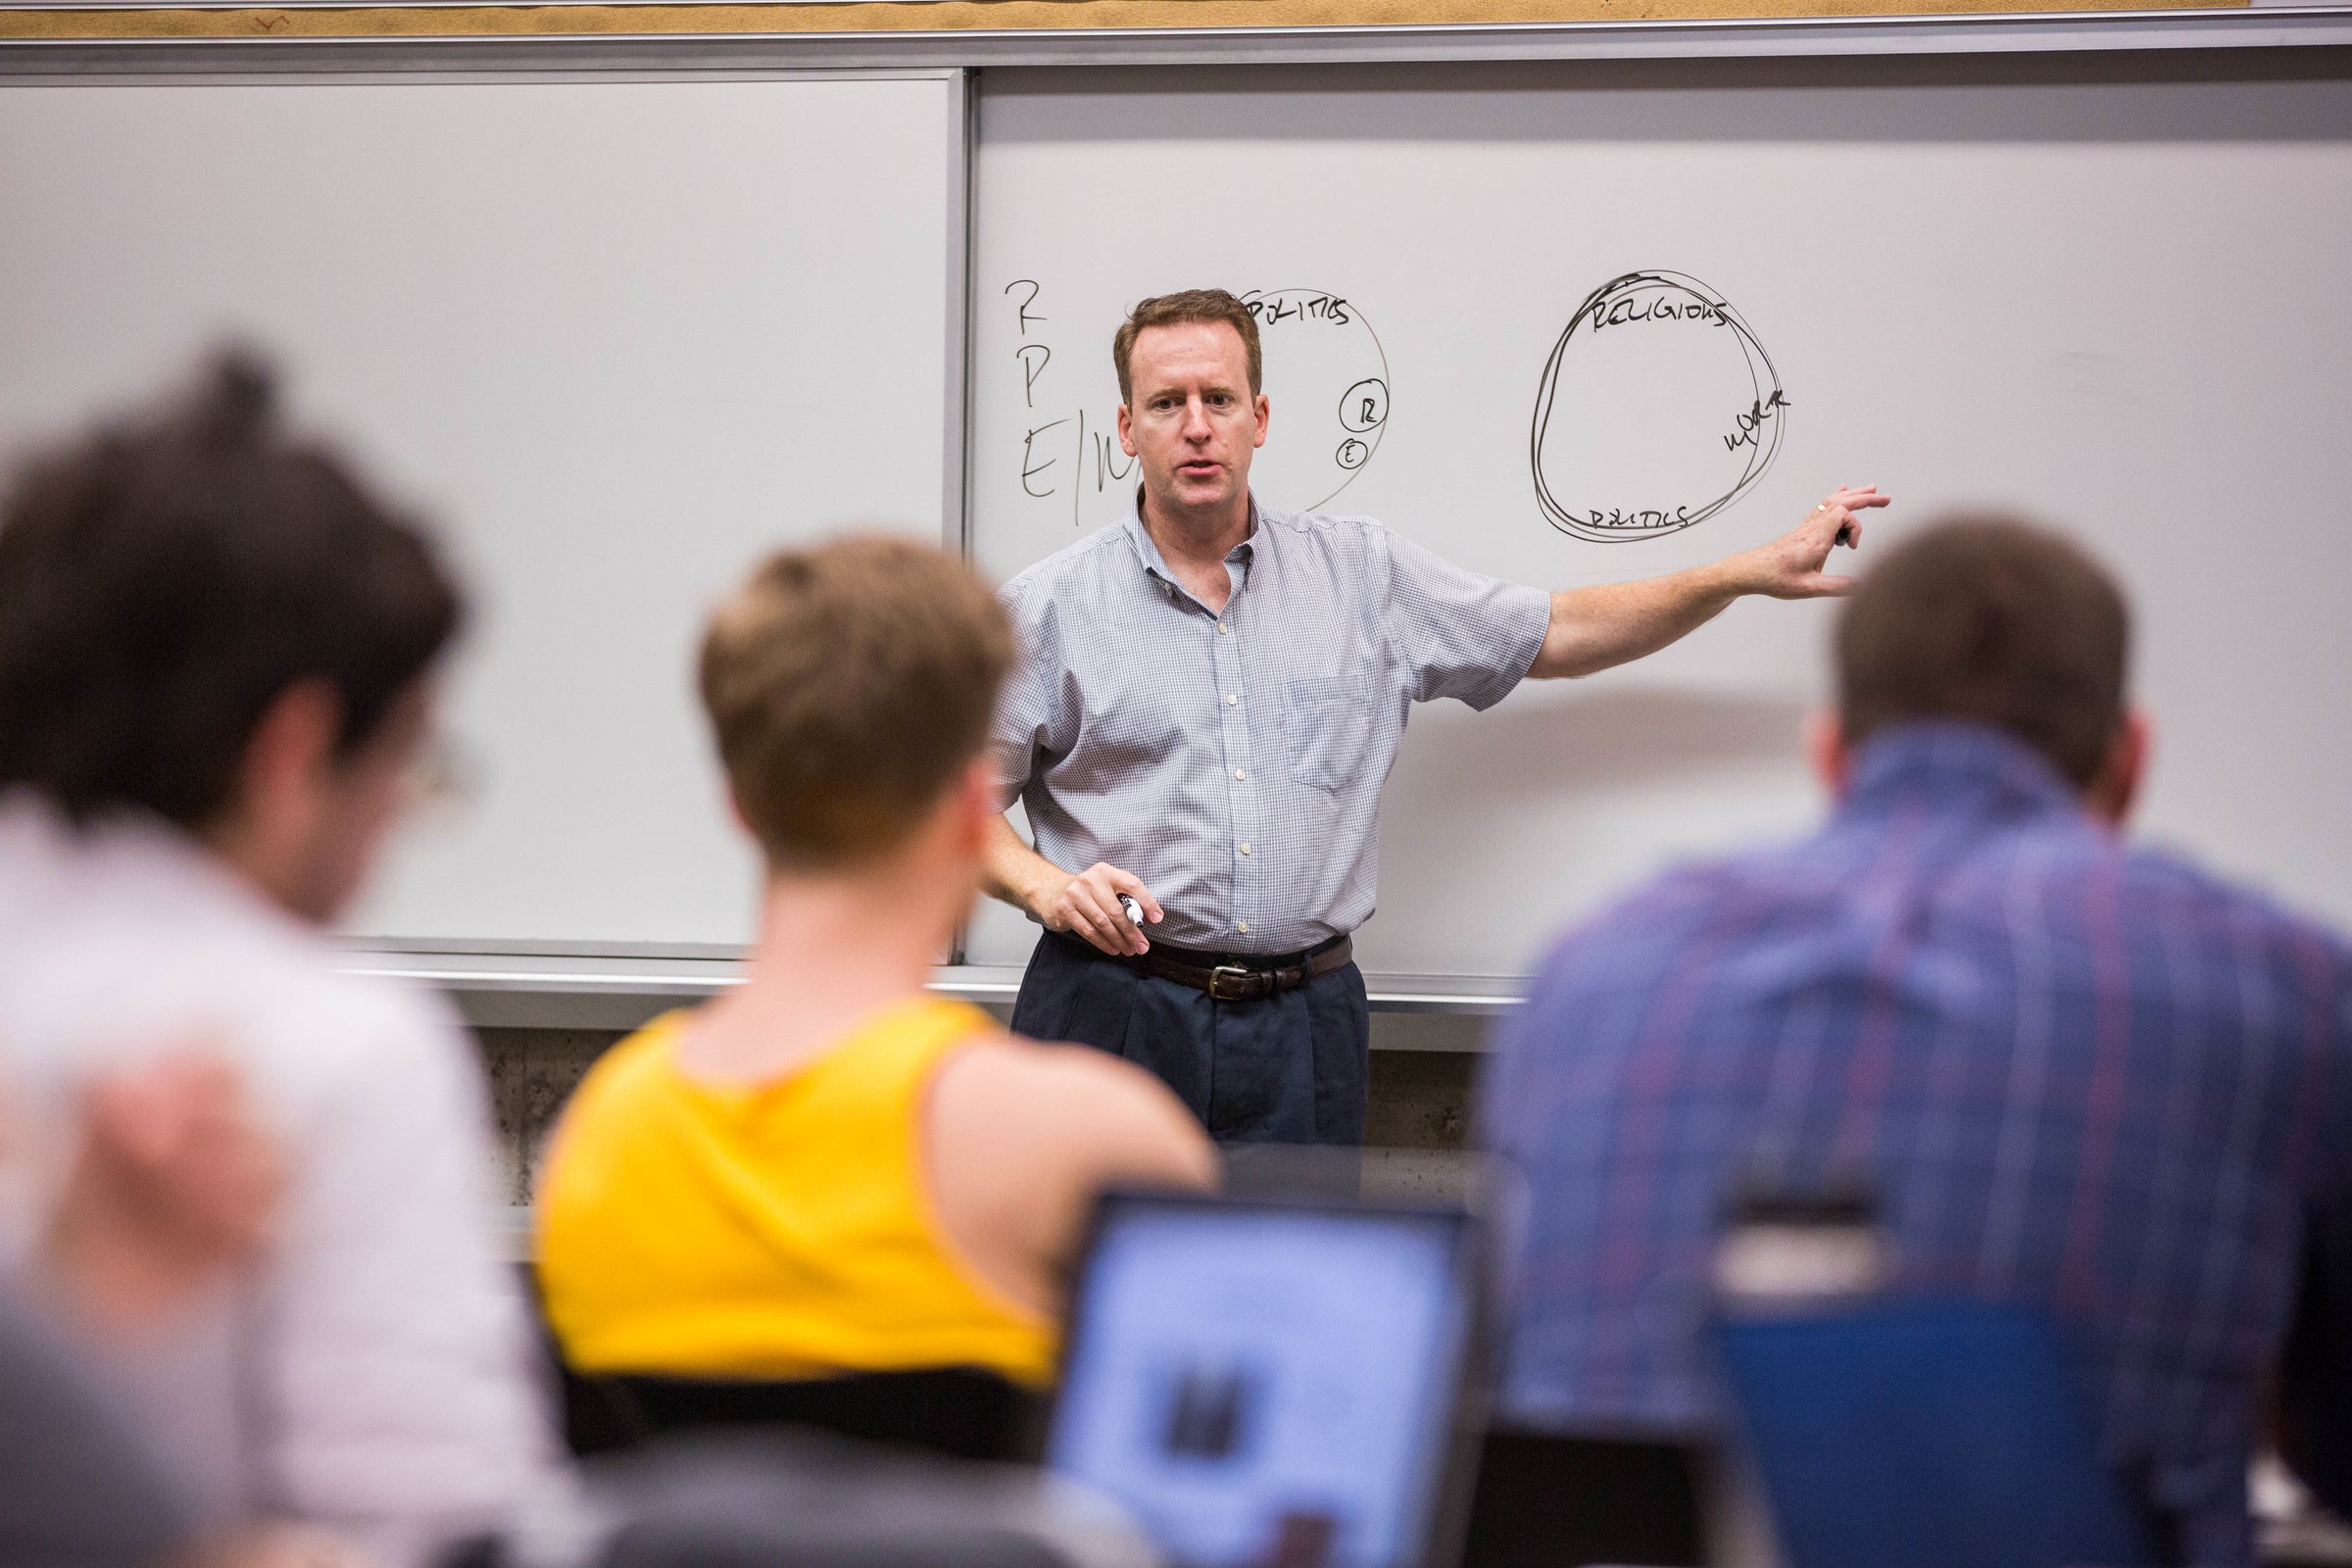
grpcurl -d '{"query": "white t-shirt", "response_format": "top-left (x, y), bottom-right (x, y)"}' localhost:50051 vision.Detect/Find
top-left (0, 795), bottom-right (563, 1567)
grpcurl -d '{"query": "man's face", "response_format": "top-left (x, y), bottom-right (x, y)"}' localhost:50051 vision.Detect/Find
top-left (1117, 320), bottom-right (1269, 517)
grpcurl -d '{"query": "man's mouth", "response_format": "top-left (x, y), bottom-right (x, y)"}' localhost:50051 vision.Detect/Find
top-left (1178, 461), bottom-right (1220, 478)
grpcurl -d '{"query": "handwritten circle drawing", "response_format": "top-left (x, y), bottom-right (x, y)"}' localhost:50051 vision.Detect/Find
top-left (1529, 271), bottom-right (1788, 544)
top-left (1241, 288), bottom-right (1390, 511)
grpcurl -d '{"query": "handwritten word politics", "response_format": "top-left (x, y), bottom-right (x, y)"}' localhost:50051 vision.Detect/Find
top-left (1243, 290), bottom-right (1356, 327)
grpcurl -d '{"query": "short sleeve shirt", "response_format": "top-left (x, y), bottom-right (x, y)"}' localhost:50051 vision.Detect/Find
top-left (991, 489), bottom-right (1551, 956)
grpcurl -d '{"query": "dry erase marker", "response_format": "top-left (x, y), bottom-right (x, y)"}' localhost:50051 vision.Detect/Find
top-left (1120, 895), bottom-right (1145, 925)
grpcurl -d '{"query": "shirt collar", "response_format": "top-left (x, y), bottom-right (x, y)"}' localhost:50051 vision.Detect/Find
top-left (1119, 484), bottom-right (1258, 589)
top-left (0, 787), bottom-right (307, 941)
top-left (1840, 719), bottom-right (2087, 820)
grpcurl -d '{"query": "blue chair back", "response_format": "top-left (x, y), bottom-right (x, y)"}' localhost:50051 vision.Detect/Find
top-left (1712, 1299), bottom-right (2148, 1568)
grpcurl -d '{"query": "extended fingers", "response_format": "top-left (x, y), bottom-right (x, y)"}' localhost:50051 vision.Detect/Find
top-left (1826, 485), bottom-right (1889, 514)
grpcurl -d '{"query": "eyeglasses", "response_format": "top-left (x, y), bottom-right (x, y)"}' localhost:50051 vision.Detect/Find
top-left (403, 732), bottom-right (481, 823)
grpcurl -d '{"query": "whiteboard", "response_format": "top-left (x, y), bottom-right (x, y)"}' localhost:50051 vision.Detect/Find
top-left (0, 74), bottom-right (961, 952)
top-left (969, 59), bottom-right (2352, 979)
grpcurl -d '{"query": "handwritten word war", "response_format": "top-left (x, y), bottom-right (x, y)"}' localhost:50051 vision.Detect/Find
top-left (1724, 390), bottom-right (1790, 454)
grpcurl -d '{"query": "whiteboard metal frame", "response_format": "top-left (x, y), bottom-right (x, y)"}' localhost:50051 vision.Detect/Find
top-left (2, 8), bottom-right (2351, 74)
top-left (333, 948), bottom-right (1524, 1033)
top-left (943, 65), bottom-right (974, 564)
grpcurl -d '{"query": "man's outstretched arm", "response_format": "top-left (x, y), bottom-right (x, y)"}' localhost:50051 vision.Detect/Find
top-left (982, 813), bottom-right (1161, 957)
top-left (1528, 485), bottom-right (1887, 680)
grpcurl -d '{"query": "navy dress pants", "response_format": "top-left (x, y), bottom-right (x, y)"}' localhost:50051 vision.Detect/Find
top-left (1008, 930), bottom-right (1370, 1146)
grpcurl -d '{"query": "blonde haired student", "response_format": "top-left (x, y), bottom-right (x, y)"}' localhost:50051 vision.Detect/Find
top-left (537, 537), bottom-right (1214, 1394)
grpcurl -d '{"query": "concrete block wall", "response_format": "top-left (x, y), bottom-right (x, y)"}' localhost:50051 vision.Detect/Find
top-left (475, 1016), bottom-right (1489, 1205)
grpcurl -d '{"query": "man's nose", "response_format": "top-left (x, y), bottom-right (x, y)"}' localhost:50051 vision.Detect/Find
top-left (1182, 397), bottom-right (1213, 439)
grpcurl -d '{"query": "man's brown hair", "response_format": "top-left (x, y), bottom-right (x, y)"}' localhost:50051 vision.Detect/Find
top-left (1836, 515), bottom-right (2130, 789)
top-left (1112, 289), bottom-right (1263, 405)
top-left (699, 536), bottom-right (1014, 871)
top-left (0, 349), bottom-right (463, 830)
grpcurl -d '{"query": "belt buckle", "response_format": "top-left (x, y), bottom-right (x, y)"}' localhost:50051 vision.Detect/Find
top-left (1208, 964), bottom-right (1257, 1003)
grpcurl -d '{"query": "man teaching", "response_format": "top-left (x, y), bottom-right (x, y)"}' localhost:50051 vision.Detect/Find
top-left (984, 288), bottom-right (1886, 1145)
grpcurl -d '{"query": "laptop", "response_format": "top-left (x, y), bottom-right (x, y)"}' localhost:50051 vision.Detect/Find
top-left (1047, 1190), bottom-right (1488, 1568)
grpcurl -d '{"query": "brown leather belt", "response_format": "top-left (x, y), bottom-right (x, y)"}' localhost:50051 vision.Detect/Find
top-left (1066, 930), bottom-right (1354, 1003)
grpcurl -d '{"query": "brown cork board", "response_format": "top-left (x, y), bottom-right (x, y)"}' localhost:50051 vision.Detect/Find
top-left (0, 0), bottom-right (2240, 43)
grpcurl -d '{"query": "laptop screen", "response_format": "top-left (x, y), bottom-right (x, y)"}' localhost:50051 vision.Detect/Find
top-left (1049, 1195), bottom-right (1476, 1568)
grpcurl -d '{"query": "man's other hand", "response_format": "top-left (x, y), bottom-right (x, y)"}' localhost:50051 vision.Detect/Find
top-left (1038, 863), bottom-right (1162, 957)
top-left (1731, 485), bottom-right (1888, 600)
top-left (45, 1050), bottom-right (286, 1335)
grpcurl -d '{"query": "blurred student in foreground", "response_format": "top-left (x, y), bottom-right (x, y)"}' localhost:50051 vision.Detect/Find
top-left (1480, 517), bottom-right (2352, 1566)
top-left (536, 538), bottom-right (1214, 1396)
top-left (0, 357), bottom-right (560, 1563)
top-left (3, 1053), bottom-right (286, 1568)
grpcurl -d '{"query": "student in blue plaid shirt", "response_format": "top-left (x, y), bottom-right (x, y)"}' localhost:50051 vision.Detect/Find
top-left (1482, 516), bottom-right (2352, 1565)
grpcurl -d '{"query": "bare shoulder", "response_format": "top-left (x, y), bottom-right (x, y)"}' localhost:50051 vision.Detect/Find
top-left (930, 1032), bottom-right (1215, 1189)
top-left (920, 1032), bottom-right (1213, 1316)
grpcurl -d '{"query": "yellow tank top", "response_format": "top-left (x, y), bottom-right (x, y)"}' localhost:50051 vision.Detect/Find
top-left (534, 997), bottom-right (1056, 1388)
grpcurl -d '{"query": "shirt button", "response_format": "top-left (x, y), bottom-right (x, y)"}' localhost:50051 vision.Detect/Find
top-left (1233, 768), bottom-right (1247, 781)
top-left (1240, 844), bottom-right (1253, 857)
top-left (1226, 694), bottom-right (1240, 706)
top-left (1217, 623), bottom-right (1230, 635)
top-left (1238, 921), bottom-right (1250, 934)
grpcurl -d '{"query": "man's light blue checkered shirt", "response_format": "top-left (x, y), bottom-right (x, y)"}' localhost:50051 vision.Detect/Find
top-left (992, 488), bottom-right (1551, 956)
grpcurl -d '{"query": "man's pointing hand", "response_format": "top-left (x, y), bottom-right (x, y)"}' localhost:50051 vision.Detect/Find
top-left (1733, 484), bottom-right (1888, 600)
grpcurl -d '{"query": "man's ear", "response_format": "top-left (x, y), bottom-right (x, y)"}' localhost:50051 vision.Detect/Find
top-left (1252, 392), bottom-right (1270, 449)
top-left (233, 680), bottom-right (343, 829)
top-left (203, 680), bottom-right (343, 906)
top-left (2084, 709), bottom-right (2151, 828)
top-left (1116, 402), bottom-right (1138, 459)
top-left (952, 758), bottom-right (998, 855)
top-left (723, 782), bottom-right (756, 844)
top-left (1805, 710), bottom-right (1851, 800)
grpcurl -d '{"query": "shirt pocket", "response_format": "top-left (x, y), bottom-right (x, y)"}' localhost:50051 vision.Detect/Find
top-left (1283, 675), bottom-right (1374, 795)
